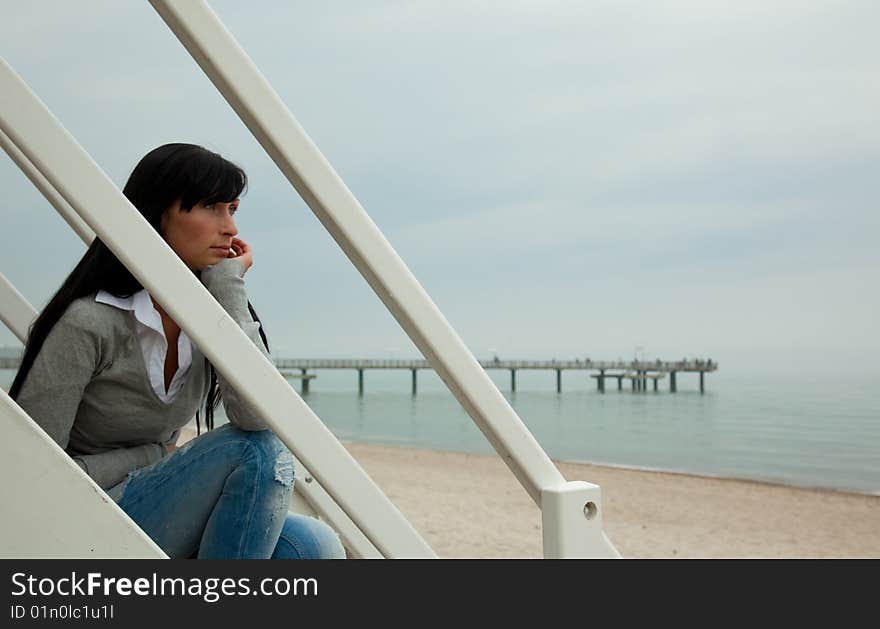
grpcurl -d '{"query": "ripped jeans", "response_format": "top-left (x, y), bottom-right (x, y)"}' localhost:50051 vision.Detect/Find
top-left (105, 423), bottom-right (346, 559)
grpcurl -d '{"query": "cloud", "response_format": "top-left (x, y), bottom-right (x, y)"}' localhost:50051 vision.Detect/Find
top-left (1, 0), bottom-right (877, 361)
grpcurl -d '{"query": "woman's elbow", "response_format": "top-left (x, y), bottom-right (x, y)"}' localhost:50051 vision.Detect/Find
top-left (226, 410), bottom-right (271, 432)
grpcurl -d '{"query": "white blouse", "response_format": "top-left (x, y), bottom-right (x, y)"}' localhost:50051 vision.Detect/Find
top-left (95, 289), bottom-right (193, 403)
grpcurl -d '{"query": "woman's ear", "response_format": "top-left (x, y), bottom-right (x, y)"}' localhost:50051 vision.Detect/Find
top-left (159, 209), bottom-right (169, 235)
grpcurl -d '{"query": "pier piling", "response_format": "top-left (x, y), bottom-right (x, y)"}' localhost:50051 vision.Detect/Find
top-left (300, 368), bottom-right (309, 394)
top-left (556, 369), bottom-right (561, 393)
top-left (411, 369), bottom-right (417, 395)
top-left (358, 369), bottom-right (364, 396)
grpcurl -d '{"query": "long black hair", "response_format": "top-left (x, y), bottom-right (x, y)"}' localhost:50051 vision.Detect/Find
top-left (10, 142), bottom-right (268, 435)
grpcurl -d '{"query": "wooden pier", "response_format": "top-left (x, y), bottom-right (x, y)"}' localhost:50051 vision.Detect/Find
top-left (0, 356), bottom-right (717, 395)
top-left (274, 358), bottom-right (717, 395)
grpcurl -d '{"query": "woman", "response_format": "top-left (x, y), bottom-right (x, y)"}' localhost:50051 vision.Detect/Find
top-left (10, 143), bottom-right (345, 559)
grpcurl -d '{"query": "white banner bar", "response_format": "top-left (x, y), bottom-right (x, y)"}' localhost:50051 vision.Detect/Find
top-left (0, 272), bottom-right (35, 343)
top-left (0, 127), bottom-right (95, 243)
top-left (0, 389), bottom-right (167, 558)
top-left (149, 0), bottom-right (567, 506)
top-left (0, 56), bottom-right (434, 558)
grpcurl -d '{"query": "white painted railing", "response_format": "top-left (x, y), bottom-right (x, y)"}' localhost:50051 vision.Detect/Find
top-left (0, 0), bottom-right (620, 558)
top-left (0, 59), bottom-right (425, 558)
top-left (0, 388), bottom-right (168, 558)
top-left (0, 125), bottom-right (383, 558)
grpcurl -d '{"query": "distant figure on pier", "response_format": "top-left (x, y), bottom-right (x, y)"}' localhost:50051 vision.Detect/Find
top-left (493, 354), bottom-right (500, 364)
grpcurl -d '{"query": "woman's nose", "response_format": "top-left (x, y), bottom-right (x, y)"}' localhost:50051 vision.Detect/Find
top-left (221, 210), bottom-right (238, 236)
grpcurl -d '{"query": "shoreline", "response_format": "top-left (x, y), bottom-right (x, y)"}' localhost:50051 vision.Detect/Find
top-left (342, 436), bottom-right (880, 498)
top-left (182, 424), bottom-right (878, 498)
top-left (546, 454), bottom-right (880, 498)
top-left (339, 440), bottom-right (880, 558)
top-left (178, 428), bottom-right (880, 558)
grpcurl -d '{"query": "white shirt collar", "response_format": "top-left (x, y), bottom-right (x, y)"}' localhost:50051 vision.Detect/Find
top-left (94, 290), bottom-right (133, 310)
top-left (95, 289), bottom-right (193, 403)
top-left (95, 289), bottom-right (166, 337)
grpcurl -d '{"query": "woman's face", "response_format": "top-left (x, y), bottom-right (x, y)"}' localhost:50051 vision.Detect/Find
top-left (160, 198), bottom-right (240, 271)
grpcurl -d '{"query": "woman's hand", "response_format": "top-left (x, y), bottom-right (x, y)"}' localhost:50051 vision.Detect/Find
top-left (227, 237), bottom-right (253, 276)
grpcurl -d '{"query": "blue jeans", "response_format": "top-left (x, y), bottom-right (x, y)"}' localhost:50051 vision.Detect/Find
top-left (106, 423), bottom-right (345, 559)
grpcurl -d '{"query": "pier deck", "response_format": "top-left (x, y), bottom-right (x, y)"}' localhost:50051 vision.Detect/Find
top-left (0, 356), bottom-right (717, 394)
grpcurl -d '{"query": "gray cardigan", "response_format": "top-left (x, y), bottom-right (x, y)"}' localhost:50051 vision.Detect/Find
top-left (15, 258), bottom-right (272, 490)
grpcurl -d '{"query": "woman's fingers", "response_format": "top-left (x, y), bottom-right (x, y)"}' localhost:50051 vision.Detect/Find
top-left (228, 237), bottom-right (254, 275)
top-left (232, 237), bottom-right (251, 253)
top-left (227, 238), bottom-right (247, 257)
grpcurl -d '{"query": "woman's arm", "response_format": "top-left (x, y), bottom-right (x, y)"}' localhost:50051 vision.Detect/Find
top-left (200, 255), bottom-right (272, 431)
top-left (15, 302), bottom-right (165, 489)
top-left (71, 443), bottom-right (164, 488)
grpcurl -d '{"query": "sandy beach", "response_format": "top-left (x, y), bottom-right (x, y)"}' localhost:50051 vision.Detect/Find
top-left (178, 429), bottom-right (879, 558)
top-left (340, 442), bottom-right (880, 559)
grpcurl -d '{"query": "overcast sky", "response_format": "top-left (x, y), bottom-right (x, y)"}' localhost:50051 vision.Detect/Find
top-left (2, 1), bottom-right (878, 373)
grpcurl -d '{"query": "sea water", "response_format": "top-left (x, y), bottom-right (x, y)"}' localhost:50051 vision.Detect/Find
top-left (273, 367), bottom-right (879, 495)
top-left (3, 363), bottom-right (877, 495)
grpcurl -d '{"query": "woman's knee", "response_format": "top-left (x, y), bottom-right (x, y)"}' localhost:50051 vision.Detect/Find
top-left (217, 424), bottom-right (295, 488)
top-left (273, 514), bottom-right (346, 560)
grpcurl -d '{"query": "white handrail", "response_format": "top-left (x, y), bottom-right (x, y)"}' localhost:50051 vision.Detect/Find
top-left (148, 0), bottom-right (566, 505)
top-left (0, 57), bottom-right (435, 558)
top-left (0, 272), bottom-right (35, 343)
top-left (0, 389), bottom-right (168, 558)
top-left (0, 128), bottom-right (95, 243)
top-left (2, 0), bottom-right (622, 556)
top-left (0, 271), bottom-right (383, 558)
top-left (148, 0), bottom-right (619, 557)
top-left (0, 124), bottom-right (384, 558)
